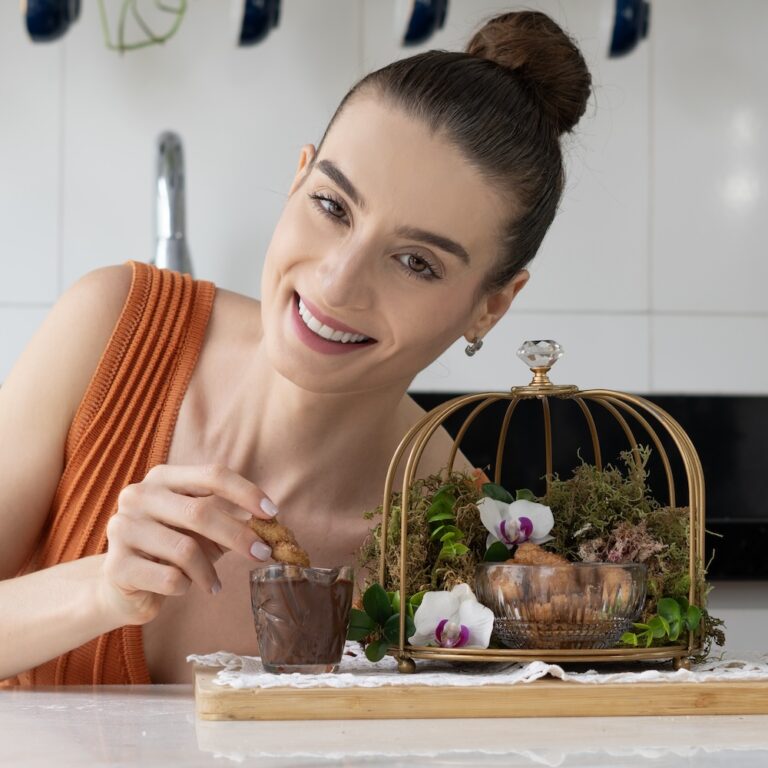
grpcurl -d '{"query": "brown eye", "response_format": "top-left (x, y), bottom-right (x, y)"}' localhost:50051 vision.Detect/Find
top-left (395, 253), bottom-right (441, 281)
top-left (408, 255), bottom-right (428, 272)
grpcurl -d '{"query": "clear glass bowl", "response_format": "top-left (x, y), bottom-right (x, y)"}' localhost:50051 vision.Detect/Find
top-left (475, 562), bottom-right (647, 649)
top-left (250, 564), bottom-right (354, 673)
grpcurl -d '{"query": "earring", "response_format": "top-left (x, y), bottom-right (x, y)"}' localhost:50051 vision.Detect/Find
top-left (465, 336), bottom-right (483, 357)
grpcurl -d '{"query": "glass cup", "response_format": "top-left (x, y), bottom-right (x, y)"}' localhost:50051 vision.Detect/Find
top-left (250, 563), bottom-right (354, 674)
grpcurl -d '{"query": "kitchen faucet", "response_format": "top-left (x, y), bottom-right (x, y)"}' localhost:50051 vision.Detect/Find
top-left (153, 131), bottom-right (193, 275)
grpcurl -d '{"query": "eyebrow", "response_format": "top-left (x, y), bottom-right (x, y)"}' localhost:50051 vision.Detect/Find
top-left (315, 158), bottom-right (471, 266)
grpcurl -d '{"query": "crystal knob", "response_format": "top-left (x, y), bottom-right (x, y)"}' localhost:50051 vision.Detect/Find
top-left (516, 340), bottom-right (563, 387)
top-left (517, 340), bottom-right (563, 369)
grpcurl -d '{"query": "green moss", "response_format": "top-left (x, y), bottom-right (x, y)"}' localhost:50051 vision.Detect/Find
top-left (358, 446), bottom-right (725, 656)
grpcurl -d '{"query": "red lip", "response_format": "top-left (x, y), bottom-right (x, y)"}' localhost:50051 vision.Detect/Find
top-left (291, 292), bottom-right (377, 355)
top-left (296, 292), bottom-right (372, 339)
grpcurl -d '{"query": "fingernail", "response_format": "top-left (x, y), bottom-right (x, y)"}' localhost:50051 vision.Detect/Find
top-left (250, 541), bottom-right (272, 560)
top-left (260, 497), bottom-right (279, 517)
top-left (211, 580), bottom-right (222, 595)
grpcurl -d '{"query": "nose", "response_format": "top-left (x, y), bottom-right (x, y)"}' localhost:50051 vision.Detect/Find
top-left (316, 244), bottom-right (374, 312)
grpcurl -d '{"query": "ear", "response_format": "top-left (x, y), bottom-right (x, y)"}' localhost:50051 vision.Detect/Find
top-left (465, 269), bottom-right (530, 342)
top-left (288, 144), bottom-right (317, 196)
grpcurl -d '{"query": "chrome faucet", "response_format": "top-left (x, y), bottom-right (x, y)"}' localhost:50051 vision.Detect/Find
top-left (153, 131), bottom-right (193, 276)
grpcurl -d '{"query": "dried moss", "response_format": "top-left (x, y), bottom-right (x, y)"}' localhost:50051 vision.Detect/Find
top-left (358, 445), bottom-right (724, 655)
top-left (358, 468), bottom-right (485, 598)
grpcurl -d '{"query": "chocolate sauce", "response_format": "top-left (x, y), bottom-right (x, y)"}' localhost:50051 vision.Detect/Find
top-left (251, 572), bottom-right (353, 673)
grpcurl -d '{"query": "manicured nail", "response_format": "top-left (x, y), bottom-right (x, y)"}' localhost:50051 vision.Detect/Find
top-left (211, 579), bottom-right (222, 595)
top-left (260, 497), bottom-right (278, 517)
top-left (250, 541), bottom-right (272, 560)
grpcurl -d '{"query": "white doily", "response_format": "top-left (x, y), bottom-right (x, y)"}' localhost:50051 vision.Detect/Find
top-left (187, 643), bottom-right (768, 689)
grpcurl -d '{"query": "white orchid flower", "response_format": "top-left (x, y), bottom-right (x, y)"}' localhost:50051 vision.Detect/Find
top-left (477, 496), bottom-right (554, 551)
top-left (408, 583), bottom-right (494, 649)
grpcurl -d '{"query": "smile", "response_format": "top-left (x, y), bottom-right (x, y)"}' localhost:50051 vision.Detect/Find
top-left (295, 293), bottom-right (375, 344)
top-left (290, 292), bottom-right (377, 356)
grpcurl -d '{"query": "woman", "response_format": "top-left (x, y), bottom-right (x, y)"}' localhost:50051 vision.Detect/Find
top-left (0, 10), bottom-right (591, 685)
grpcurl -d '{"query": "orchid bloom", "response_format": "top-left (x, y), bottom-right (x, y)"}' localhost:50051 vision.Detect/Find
top-left (408, 583), bottom-right (494, 649)
top-left (477, 497), bottom-right (554, 551)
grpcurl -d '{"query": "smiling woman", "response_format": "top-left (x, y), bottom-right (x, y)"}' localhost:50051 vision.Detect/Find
top-left (0, 10), bottom-right (591, 686)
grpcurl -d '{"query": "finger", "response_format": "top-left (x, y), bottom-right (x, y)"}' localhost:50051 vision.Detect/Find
top-left (106, 548), bottom-right (192, 597)
top-left (144, 487), bottom-right (273, 563)
top-left (144, 463), bottom-right (279, 520)
top-left (113, 515), bottom-right (222, 594)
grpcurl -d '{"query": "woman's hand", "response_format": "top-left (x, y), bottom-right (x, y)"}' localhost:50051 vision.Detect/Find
top-left (99, 463), bottom-right (277, 626)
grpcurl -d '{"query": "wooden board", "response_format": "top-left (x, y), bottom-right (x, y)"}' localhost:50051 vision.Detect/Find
top-left (194, 666), bottom-right (768, 720)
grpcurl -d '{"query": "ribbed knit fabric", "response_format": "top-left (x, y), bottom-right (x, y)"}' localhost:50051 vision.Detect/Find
top-left (6, 261), bottom-right (215, 687)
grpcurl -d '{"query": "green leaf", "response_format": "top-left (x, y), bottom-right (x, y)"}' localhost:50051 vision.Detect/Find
top-left (388, 590), bottom-right (401, 613)
top-left (427, 489), bottom-right (455, 513)
top-left (484, 541), bottom-right (511, 562)
top-left (648, 616), bottom-right (668, 639)
top-left (363, 583), bottom-right (393, 625)
top-left (632, 622), bottom-right (651, 632)
top-left (439, 526), bottom-right (464, 543)
top-left (408, 590), bottom-right (427, 610)
top-left (364, 638), bottom-right (389, 662)
top-left (429, 525), bottom-right (447, 541)
top-left (381, 613), bottom-right (416, 645)
top-left (515, 488), bottom-right (536, 501)
top-left (620, 632), bottom-right (639, 646)
top-left (347, 608), bottom-right (376, 641)
top-left (438, 541), bottom-right (469, 560)
top-left (645, 631), bottom-right (654, 647)
top-left (668, 618), bottom-right (682, 642)
top-left (426, 510), bottom-right (455, 524)
top-left (685, 605), bottom-right (702, 631)
top-left (431, 524), bottom-right (463, 542)
top-left (657, 598), bottom-right (682, 623)
top-left (481, 482), bottom-right (514, 504)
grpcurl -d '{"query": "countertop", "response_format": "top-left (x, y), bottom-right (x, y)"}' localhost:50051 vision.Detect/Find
top-left (2, 684), bottom-right (768, 767)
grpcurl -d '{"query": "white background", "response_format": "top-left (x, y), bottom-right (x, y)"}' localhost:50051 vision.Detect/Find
top-left (1, 0), bottom-right (766, 392)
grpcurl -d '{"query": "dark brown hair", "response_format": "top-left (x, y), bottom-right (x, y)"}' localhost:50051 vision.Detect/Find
top-left (316, 11), bottom-right (592, 297)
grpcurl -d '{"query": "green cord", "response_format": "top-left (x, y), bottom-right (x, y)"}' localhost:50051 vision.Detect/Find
top-left (97, 0), bottom-right (187, 53)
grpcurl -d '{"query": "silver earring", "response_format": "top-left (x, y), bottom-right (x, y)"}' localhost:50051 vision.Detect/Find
top-left (465, 336), bottom-right (483, 357)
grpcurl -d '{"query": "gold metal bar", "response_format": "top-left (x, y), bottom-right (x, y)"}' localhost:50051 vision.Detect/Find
top-left (396, 394), bottom-right (491, 653)
top-left (448, 396), bottom-right (505, 472)
top-left (495, 398), bottom-right (521, 485)
top-left (572, 397), bottom-right (602, 471)
top-left (599, 395), bottom-right (677, 508)
top-left (542, 397), bottom-right (553, 494)
top-left (586, 394), bottom-right (642, 471)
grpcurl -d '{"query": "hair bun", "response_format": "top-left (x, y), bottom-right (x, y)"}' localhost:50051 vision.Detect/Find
top-left (466, 11), bottom-right (591, 135)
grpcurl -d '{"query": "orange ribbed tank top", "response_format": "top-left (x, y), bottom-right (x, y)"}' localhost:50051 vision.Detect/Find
top-left (11, 260), bottom-right (215, 686)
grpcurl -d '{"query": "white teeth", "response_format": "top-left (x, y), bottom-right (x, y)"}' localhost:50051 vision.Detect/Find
top-left (297, 296), bottom-right (370, 343)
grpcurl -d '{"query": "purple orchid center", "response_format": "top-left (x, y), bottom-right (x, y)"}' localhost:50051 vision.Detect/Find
top-left (497, 518), bottom-right (518, 546)
top-left (518, 516), bottom-right (534, 542)
top-left (434, 619), bottom-right (470, 649)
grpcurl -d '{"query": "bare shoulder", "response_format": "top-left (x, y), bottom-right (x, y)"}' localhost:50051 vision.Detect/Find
top-left (205, 286), bottom-right (262, 344)
top-left (0, 263), bottom-right (133, 577)
top-left (399, 394), bottom-right (476, 476)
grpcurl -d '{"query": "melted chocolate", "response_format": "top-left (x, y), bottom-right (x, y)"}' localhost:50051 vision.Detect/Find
top-left (251, 575), bottom-right (353, 671)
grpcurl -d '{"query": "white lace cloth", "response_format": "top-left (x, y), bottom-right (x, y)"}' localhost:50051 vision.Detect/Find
top-left (187, 643), bottom-right (768, 689)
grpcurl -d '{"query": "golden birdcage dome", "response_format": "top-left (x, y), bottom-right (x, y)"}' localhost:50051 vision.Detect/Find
top-left (377, 340), bottom-right (706, 672)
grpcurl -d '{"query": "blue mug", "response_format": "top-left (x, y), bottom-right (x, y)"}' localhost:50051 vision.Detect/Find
top-left (237, 0), bottom-right (281, 46)
top-left (609, 0), bottom-right (651, 57)
top-left (397, 0), bottom-right (449, 47)
top-left (24, 0), bottom-right (80, 43)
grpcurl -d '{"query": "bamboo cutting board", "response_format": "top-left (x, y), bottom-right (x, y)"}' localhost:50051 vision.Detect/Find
top-left (194, 666), bottom-right (768, 720)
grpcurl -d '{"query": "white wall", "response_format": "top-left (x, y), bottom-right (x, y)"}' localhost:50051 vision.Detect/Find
top-left (1, 0), bottom-right (767, 393)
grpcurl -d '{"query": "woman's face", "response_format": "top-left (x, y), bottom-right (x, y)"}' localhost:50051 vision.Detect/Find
top-left (260, 94), bottom-right (528, 395)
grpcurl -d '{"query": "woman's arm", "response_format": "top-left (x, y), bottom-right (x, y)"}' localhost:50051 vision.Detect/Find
top-left (0, 264), bottom-right (134, 579)
top-left (0, 555), bottom-right (122, 680)
top-left (0, 265), bottom-right (277, 681)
